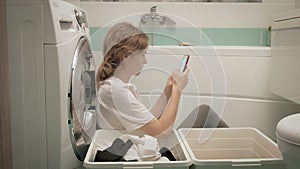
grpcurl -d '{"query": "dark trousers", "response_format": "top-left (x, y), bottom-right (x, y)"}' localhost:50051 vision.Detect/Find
top-left (178, 104), bottom-right (228, 128)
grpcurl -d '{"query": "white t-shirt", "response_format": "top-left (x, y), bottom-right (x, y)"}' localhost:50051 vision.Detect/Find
top-left (97, 76), bottom-right (155, 132)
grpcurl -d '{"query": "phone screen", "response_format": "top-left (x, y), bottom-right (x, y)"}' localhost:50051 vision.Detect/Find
top-left (179, 55), bottom-right (190, 73)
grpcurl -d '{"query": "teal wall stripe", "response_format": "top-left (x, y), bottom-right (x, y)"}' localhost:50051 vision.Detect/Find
top-left (90, 27), bottom-right (109, 51)
top-left (261, 27), bottom-right (271, 47)
top-left (90, 27), bottom-right (270, 51)
top-left (201, 28), bottom-right (261, 46)
top-left (142, 27), bottom-right (201, 46)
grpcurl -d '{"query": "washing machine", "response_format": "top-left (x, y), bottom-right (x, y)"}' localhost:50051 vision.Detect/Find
top-left (7, 0), bottom-right (97, 168)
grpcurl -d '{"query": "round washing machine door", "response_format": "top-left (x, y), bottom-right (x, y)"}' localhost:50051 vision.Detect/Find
top-left (68, 37), bottom-right (97, 161)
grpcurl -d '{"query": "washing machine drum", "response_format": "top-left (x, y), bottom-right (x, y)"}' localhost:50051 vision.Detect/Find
top-left (68, 37), bottom-right (97, 161)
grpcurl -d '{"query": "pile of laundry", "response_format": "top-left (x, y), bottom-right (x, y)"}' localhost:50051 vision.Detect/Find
top-left (94, 134), bottom-right (176, 162)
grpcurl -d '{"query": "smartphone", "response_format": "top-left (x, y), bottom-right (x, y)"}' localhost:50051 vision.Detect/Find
top-left (179, 55), bottom-right (190, 73)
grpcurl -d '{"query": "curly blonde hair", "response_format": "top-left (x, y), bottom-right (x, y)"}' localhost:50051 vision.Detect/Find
top-left (96, 22), bottom-right (148, 89)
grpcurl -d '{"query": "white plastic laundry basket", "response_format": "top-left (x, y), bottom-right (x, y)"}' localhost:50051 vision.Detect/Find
top-left (84, 129), bottom-right (191, 169)
top-left (178, 128), bottom-right (286, 169)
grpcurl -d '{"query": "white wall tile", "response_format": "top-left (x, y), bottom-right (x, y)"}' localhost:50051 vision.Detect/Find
top-left (158, 3), bottom-right (263, 28)
top-left (67, 0), bottom-right (80, 1)
top-left (296, 0), bottom-right (300, 8)
top-left (7, 0), bottom-right (41, 5)
top-left (80, 2), bottom-right (295, 28)
top-left (80, 2), bottom-right (266, 28)
top-left (263, 0), bottom-right (295, 3)
top-left (77, 2), bottom-right (150, 27)
top-left (63, 0), bottom-right (80, 7)
top-left (261, 3), bottom-right (294, 27)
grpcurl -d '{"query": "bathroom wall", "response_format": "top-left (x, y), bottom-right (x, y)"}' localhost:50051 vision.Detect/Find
top-left (65, 0), bottom-right (295, 47)
top-left (64, 0), bottom-right (300, 140)
top-left (296, 0), bottom-right (300, 8)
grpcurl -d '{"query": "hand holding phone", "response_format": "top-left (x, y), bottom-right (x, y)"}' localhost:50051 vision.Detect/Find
top-left (179, 55), bottom-right (190, 73)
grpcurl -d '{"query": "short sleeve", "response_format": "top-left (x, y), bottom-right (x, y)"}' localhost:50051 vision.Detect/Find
top-left (111, 85), bottom-right (155, 132)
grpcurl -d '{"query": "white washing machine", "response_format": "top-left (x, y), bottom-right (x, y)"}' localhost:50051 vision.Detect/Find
top-left (7, 0), bottom-right (97, 168)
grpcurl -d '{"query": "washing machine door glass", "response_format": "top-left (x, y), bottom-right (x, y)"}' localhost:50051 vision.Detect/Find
top-left (68, 37), bottom-right (97, 161)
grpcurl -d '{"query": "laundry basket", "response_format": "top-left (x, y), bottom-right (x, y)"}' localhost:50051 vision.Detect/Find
top-left (178, 128), bottom-right (286, 169)
top-left (84, 129), bottom-right (191, 169)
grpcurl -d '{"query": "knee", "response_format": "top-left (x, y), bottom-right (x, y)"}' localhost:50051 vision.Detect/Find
top-left (193, 104), bottom-right (211, 118)
top-left (198, 104), bottom-right (211, 112)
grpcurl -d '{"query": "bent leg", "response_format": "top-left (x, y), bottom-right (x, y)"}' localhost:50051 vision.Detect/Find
top-left (178, 104), bottom-right (228, 128)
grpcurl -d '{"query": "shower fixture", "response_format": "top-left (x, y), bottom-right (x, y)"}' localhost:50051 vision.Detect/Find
top-left (140, 6), bottom-right (176, 26)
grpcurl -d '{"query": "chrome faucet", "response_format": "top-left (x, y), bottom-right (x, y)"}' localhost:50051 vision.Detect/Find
top-left (140, 6), bottom-right (176, 25)
top-left (150, 6), bottom-right (157, 13)
top-left (140, 6), bottom-right (176, 46)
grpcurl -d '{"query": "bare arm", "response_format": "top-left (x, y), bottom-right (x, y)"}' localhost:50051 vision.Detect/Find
top-left (150, 94), bottom-right (168, 118)
top-left (140, 85), bottom-right (181, 136)
top-left (150, 76), bottom-right (173, 118)
top-left (140, 68), bottom-right (189, 136)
